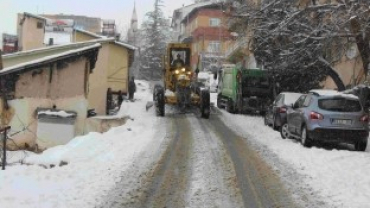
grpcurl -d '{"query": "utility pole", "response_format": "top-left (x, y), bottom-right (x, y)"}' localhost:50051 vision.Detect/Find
top-left (1, 126), bottom-right (9, 170)
top-left (0, 49), bottom-right (3, 70)
top-left (0, 50), bottom-right (7, 171)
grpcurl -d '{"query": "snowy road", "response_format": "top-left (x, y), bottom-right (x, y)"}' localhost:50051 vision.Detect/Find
top-left (103, 110), bottom-right (298, 208)
top-left (2, 82), bottom-right (369, 207)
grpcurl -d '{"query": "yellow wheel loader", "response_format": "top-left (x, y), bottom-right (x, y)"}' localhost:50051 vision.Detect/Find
top-left (153, 43), bottom-right (210, 118)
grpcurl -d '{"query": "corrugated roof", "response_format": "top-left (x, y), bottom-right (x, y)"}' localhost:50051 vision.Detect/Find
top-left (114, 41), bottom-right (137, 50)
top-left (0, 43), bottom-right (101, 76)
top-left (74, 28), bottom-right (105, 39)
top-left (23, 12), bottom-right (48, 21)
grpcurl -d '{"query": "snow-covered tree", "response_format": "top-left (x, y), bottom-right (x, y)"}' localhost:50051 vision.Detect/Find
top-left (227, 0), bottom-right (370, 92)
top-left (139, 0), bottom-right (170, 81)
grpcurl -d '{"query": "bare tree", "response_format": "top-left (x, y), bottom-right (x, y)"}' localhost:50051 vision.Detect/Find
top-left (227, 0), bottom-right (370, 92)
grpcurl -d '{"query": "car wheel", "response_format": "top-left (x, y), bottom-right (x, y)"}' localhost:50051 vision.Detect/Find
top-left (264, 116), bottom-right (268, 126)
top-left (301, 126), bottom-right (312, 147)
top-left (280, 123), bottom-right (289, 139)
top-left (226, 100), bottom-right (234, 113)
top-left (355, 140), bottom-right (367, 151)
top-left (272, 115), bottom-right (279, 131)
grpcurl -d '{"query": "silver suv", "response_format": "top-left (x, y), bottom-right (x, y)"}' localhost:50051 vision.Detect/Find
top-left (285, 89), bottom-right (369, 151)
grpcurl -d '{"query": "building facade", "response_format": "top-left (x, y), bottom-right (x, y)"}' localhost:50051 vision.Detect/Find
top-left (1, 43), bottom-right (100, 150)
top-left (42, 14), bottom-right (102, 33)
top-left (175, 3), bottom-right (233, 72)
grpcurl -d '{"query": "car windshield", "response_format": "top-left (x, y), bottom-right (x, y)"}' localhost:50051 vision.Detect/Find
top-left (318, 98), bottom-right (362, 112)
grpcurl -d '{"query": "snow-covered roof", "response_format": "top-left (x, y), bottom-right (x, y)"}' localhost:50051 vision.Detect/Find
top-left (23, 12), bottom-right (48, 21)
top-left (114, 41), bottom-right (137, 50)
top-left (181, 2), bottom-right (220, 24)
top-left (3, 37), bottom-right (116, 60)
top-left (309, 89), bottom-right (359, 100)
top-left (172, 1), bottom-right (217, 26)
top-left (0, 43), bottom-right (101, 75)
top-left (38, 110), bottom-right (76, 118)
top-left (74, 28), bottom-right (105, 39)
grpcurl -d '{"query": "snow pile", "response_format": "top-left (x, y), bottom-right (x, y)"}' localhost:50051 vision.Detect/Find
top-left (0, 80), bottom-right (161, 208)
top-left (219, 109), bottom-right (370, 208)
top-left (38, 110), bottom-right (75, 118)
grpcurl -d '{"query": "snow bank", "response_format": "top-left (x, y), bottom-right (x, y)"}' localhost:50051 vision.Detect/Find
top-left (0, 80), bottom-right (160, 208)
top-left (219, 108), bottom-right (370, 208)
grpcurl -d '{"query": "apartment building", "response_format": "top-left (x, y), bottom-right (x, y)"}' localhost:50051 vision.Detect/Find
top-left (172, 1), bottom-right (233, 72)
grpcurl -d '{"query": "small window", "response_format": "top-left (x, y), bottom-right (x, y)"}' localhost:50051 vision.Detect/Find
top-left (209, 18), bottom-right (220, 27)
top-left (37, 22), bottom-right (43, 29)
top-left (207, 41), bottom-right (221, 52)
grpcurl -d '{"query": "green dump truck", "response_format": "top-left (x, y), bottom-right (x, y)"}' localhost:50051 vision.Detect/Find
top-left (217, 64), bottom-right (273, 114)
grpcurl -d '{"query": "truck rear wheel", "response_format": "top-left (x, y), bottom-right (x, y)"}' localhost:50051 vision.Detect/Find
top-left (200, 89), bottom-right (210, 119)
top-left (226, 99), bottom-right (234, 113)
top-left (216, 94), bottom-right (222, 108)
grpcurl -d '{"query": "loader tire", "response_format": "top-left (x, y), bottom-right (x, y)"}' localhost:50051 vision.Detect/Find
top-left (155, 87), bottom-right (165, 117)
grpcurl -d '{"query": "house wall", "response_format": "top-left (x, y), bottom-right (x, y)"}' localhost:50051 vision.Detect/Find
top-left (73, 31), bottom-right (99, 42)
top-left (1, 57), bottom-right (91, 149)
top-left (6, 96), bottom-right (88, 150)
top-left (107, 43), bottom-right (129, 93)
top-left (184, 8), bottom-right (233, 69)
top-left (87, 42), bottom-right (130, 115)
top-left (15, 58), bottom-right (87, 99)
top-left (323, 55), bottom-right (363, 89)
top-left (17, 14), bottom-right (45, 51)
top-left (88, 43), bottom-right (110, 115)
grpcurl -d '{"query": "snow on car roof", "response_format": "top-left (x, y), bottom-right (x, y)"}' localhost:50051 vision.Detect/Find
top-left (309, 89), bottom-right (359, 100)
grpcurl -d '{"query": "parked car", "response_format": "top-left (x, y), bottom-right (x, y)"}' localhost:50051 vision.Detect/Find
top-left (264, 92), bottom-right (302, 134)
top-left (285, 89), bottom-right (369, 151)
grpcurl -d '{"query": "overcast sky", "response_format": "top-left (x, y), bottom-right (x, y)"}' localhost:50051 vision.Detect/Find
top-left (0, 0), bottom-right (192, 38)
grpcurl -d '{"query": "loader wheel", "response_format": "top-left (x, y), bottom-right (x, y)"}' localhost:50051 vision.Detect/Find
top-left (155, 87), bottom-right (165, 117)
top-left (200, 89), bottom-right (210, 119)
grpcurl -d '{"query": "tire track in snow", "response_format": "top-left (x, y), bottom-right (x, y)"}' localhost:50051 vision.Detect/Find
top-left (136, 113), bottom-right (192, 208)
top-left (207, 113), bottom-right (299, 208)
top-left (186, 114), bottom-right (244, 208)
top-left (97, 115), bottom-right (169, 208)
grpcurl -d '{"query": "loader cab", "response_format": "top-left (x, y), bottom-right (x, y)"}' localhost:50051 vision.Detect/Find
top-left (169, 48), bottom-right (191, 70)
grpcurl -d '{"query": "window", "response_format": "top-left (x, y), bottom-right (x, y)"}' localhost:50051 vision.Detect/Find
top-left (273, 94), bottom-right (283, 105)
top-left (209, 18), bottom-right (220, 27)
top-left (294, 95), bottom-right (306, 108)
top-left (303, 96), bottom-right (311, 107)
top-left (318, 98), bottom-right (361, 112)
top-left (207, 41), bottom-right (221, 53)
top-left (37, 22), bottom-right (43, 29)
